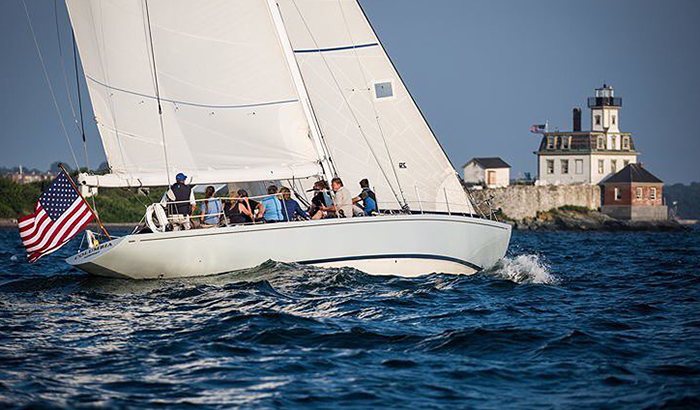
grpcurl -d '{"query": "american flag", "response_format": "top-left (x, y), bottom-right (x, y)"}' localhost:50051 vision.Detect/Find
top-left (18, 171), bottom-right (95, 263)
top-left (530, 124), bottom-right (547, 134)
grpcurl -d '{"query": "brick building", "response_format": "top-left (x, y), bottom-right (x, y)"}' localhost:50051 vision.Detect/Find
top-left (600, 163), bottom-right (667, 221)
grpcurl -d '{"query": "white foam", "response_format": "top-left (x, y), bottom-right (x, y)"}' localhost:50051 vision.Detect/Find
top-left (490, 254), bottom-right (558, 285)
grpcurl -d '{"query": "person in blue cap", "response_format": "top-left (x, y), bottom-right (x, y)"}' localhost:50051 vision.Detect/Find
top-left (161, 172), bottom-right (196, 230)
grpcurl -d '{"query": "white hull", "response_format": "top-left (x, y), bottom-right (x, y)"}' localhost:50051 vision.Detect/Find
top-left (66, 214), bottom-right (511, 280)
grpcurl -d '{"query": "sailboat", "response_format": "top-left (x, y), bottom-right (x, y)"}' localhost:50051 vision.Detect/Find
top-left (62, 0), bottom-right (511, 279)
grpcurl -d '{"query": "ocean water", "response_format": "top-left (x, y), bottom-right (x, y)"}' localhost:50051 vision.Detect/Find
top-left (0, 227), bottom-right (699, 409)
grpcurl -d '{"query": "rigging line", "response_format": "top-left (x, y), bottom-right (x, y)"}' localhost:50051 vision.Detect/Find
top-left (289, 0), bottom-right (403, 208)
top-left (21, 0), bottom-right (80, 171)
top-left (88, 1), bottom-right (129, 178)
top-left (72, 29), bottom-right (90, 170)
top-left (267, 0), bottom-right (337, 180)
top-left (143, 0), bottom-right (172, 184)
top-left (337, 0), bottom-right (408, 208)
top-left (53, 0), bottom-right (80, 133)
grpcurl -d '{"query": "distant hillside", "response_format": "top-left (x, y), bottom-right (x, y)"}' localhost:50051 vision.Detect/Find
top-left (665, 183), bottom-right (700, 219)
top-left (0, 177), bottom-right (163, 223)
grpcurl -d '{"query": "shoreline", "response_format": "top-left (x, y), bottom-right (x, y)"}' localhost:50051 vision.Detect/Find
top-left (504, 209), bottom-right (693, 231)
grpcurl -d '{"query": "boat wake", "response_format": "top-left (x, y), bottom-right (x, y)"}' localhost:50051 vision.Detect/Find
top-left (486, 254), bottom-right (558, 285)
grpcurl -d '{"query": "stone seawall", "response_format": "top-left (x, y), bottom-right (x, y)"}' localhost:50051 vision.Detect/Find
top-left (470, 185), bottom-right (601, 220)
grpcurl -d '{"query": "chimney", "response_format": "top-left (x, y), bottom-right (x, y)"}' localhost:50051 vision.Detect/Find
top-left (573, 107), bottom-right (582, 132)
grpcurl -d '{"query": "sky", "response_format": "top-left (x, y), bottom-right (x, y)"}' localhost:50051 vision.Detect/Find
top-left (0, 0), bottom-right (698, 184)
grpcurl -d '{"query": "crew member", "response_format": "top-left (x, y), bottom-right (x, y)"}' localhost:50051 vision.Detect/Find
top-left (161, 172), bottom-right (196, 230)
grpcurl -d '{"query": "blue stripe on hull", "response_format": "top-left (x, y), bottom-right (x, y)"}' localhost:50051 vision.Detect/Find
top-left (298, 254), bottom-right (482, 272)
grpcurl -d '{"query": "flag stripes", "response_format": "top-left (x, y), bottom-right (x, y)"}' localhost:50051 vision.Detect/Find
top-left (18, 171), bottom-right (95, 263)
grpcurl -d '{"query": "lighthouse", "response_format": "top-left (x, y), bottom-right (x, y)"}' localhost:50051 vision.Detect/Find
top-left (536, 84), bottom-right (639, 185)
top-left (589, 84), bottom-right (621, 133)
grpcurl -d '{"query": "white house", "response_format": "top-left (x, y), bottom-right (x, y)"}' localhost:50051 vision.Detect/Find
top-left (536, 84), bottom-right (638, 185)
top-left (462, 157), bottom-right (511, 188)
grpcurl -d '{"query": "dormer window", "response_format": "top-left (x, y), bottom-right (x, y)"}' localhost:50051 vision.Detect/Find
top-left (561, 136), bottom-right (571, 149)
top-left (612, 115), bottom-right (616, 125)
top-left (595, 115), bottom-right (601, 126)
top-left (546, 137), bottom-right (554, 149)
top-left (622, 136), bottom-right (630, 150)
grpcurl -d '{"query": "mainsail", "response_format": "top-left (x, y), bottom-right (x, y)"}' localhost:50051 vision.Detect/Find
top-left (65, 0), bottom-right (321, 187)
top-left (66, 0), bottom-right (473, 214)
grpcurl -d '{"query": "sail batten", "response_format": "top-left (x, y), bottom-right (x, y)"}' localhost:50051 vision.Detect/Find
top-left (293, 43), bottom-right (379, 53)
top-left (85, 75), bottom-right (301, 110)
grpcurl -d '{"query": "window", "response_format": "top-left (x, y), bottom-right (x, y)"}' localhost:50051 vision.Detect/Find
top-left (612, 115), bottom-right (616, 125)
top-left (598, 159), bottom-right (604, 174)
top-left (595, 115), bottom-right (601, 126)
top-left (546, 159), bottom-right (554, 174)
top-left (636, 187), bottom-right (643, 199)
top-left (611, 136), bottom-right (616, 150)
top-left (650, 187), bottom-right (657, 200)
top-left (614, 187), bottom-right (621, 201)
top-left (622, 137), bottom-right (630, 150)
top-left (611, 159), bottom-right (617, 173)
top-left (546, 137), bottom-right (554, 150)
top-left (561, 159), bottom-right (569, 174)
top-left (575, 159), bottom-right (583, 174)
top-left (560, 136), bottom-right (571, 150)
top-left (374, 81), bottom-right (393, 99)
top-left (597, 136), bottom-right (605, 150)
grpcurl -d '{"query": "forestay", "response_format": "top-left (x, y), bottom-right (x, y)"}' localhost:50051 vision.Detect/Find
top-left (276, 0), bottom-right (474, 213)
top-left (65, 0), bottom-right (321, 187)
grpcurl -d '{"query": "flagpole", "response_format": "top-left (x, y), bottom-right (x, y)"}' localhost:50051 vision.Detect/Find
top-left (58, 164), bottom-right (111, 240)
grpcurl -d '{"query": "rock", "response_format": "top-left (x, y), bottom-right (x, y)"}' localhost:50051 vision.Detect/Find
top-left (509, 208), bottom-right (688, 232)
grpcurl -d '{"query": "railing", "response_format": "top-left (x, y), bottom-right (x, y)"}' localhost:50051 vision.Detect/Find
top-left (588, 96), bottom-right (622, 107)
top-left (135, 185), bottom-right (500, 230)
top-left (80, 186), bottom-right (501, 251)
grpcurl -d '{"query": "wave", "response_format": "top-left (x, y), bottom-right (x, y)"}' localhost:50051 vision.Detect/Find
top-left (487, 254), bottom-right (558, 285)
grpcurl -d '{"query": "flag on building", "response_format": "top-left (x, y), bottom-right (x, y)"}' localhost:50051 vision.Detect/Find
top-left (529, 124), bottom-right (547, 134)
top-left (18, 171), bottom-right (95, 263)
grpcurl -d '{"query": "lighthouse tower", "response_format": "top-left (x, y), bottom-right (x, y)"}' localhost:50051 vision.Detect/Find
top-left (536, 84), bottom-right (639, 185)
top-left (589, 84), bottom-right (621, 133)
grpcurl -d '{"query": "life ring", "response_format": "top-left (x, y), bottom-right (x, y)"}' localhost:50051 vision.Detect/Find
top-left (145, 203), bottom-right (169, 233)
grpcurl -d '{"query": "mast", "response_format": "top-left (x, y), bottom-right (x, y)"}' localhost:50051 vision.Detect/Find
top-left (265, 0), bottom-right (334, 180)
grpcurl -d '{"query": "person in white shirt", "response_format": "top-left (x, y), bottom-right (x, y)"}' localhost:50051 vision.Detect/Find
top-left (321, 177), bottom-right (353, 218)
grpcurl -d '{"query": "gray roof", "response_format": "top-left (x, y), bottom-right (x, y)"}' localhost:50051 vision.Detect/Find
top-left (537, 133), bottom-right (637, 153)
top-left (603, 163), bottom-right (663, 184)
top-left (464, 157), bottom-right (511, 169)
